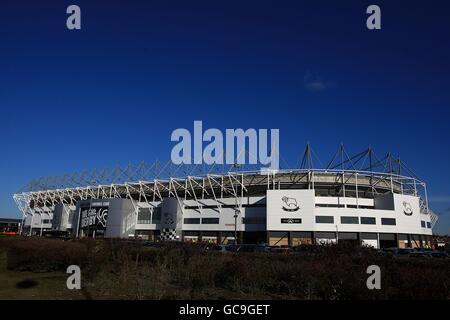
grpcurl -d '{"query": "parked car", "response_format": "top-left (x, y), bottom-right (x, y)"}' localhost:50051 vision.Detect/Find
top-left (382, 248), bottom-right (415, 257)
top-left (268, 246), bottom-right (292, 255)
top-left (427, 251), bottom-right (449, 259)
top-left (209, 244), bottom-right (228, 252)
top-left (238, 244), bottom-right (269, 253)
top-left (223, 244), bottom-right (269, 253)
top-left (408, 251), bottom-right (430, 258)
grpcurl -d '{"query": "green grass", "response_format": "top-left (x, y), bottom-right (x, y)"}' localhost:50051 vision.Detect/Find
top-left (0, 249), bottom-right (86, 300)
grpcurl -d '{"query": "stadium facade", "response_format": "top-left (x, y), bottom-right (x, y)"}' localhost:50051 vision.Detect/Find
top-left (13, 145), bottom-right (438, 249)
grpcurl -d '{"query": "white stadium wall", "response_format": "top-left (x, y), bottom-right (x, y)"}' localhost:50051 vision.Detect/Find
top-left (266, 189), bottom-right (431, 236)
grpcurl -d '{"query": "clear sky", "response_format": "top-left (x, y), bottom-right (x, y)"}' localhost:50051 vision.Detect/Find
top-left (1, 0), bottom-right (449, 234)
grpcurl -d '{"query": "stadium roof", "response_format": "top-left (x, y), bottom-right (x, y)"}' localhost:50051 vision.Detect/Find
top-left (18, 144), bottom-right (421, 193)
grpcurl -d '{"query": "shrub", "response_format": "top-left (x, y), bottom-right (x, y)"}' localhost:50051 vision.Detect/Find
top-left (4, 238), bottom-right (88, 272)
top-left (2, 238), bottom-right (449, 299)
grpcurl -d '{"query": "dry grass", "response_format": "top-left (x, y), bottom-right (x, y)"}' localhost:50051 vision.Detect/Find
top-left (1, 237), bottom-right (449, 300)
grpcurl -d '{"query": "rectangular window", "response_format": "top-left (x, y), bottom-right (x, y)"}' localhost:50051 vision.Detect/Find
top-left (315, 216), bottom-right (334, 224)
top-left (152, 207), bottom-right (161, 224)
top-left (341, 216), bottom-right (359, 224)
top-left (381, 218), bottom-right (396, 225)
top-left (421, 220), bottom-right (426, 228)
top-left (137, 208), bottom-right (152, 224)
top-left (202, 231), bottom-right (217, 237)
top-left (269, 231), bottom-right (288, 237)
top-left (338, 232), bottom-right (358, 240)
top-left (315, 232), bottom-right (336, 239)
top-left (360, 217), bottom-right (376, 225)
top-left (347, 205), bottom-right (374, 209)
top-left (315, 204), bottom-right (345, 208)
top-left (281, 218), bottom-right (302, 224)
top-left (426, 222), bottom-right (431, 229)
top-left (242, 217), bottom-right (266, 224)
top-left (184, 218), bottom-right (200, 224)
top-left (183, 231), bottom-right (199, 237)
top-left (185, 204), bottom-right (267, 209)
top-left (201, 218), bottom-right (219, 224)
top-left (379, 233), bottom-right (395, 240)
top-left (241, 203), bottom-right (266, 208)
top-left (360, 232), bottom-right (378, 240)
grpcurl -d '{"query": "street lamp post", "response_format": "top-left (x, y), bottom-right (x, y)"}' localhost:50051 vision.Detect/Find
top-left (29, 214), bottom-right (33, 236)
top-left (335, 224), bottom-right (339, 244)
top-left (232, 163), bottom-right (241, 245)
top-left (234, 210), bottom-right (238, 244)
top-left (39, 213), bottom-right (44, 237)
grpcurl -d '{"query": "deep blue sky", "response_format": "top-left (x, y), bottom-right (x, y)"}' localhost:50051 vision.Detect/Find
top-left (1, 0), bottom-right (449, 234)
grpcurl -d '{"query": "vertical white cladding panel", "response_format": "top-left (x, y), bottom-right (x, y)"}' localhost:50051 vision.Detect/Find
top-left (103, 199), bottom-right (136, 238)
top-left (392, 193), bottom-right (423, 235)
top-left (161, 197), bottom-right (183, 239)
top-left (267, 189), bottom-right (315, 231)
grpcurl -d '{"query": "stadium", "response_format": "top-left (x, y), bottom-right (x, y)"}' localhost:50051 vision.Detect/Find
top-left (13, 145), bottom-right (438, 249)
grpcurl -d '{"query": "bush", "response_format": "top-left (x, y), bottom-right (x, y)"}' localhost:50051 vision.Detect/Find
top-left (2, 238), bottom-right (88, 272)
top-left (1, 238), bottom-right (449, 299)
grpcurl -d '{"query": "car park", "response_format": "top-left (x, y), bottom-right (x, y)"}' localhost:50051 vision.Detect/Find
top-left (408, 251), bottom-right (430, 258)
top-left (382, 248), bottom-right (414, 257)
top-left (268, 246), bottom-right (292, 254)
top-left (426, 251), bottom-right (449, 259)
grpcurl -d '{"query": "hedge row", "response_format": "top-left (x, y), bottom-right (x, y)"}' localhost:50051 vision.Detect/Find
top-left (1, 238), bottom-right (449, 299)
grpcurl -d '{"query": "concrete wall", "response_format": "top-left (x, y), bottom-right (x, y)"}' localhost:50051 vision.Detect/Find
top-left (24, 210), bottom-right (53, 231)
top-left (58, 189), bottom-right (433, 240)
top-left (181, 196), bottom-right (266, 233)
top-left (71, 199), bottom-right (136, 238)
top-left (104, 199), bottom-right (136, 238)
top-left (52, 204), bottom-right (76, 231)
top-left (160, 197), bottom-right (182, 239)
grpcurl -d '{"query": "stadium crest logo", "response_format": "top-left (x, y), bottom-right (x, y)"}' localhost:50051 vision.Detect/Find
top-left (403, 201), bottom-right (413, 216)
top-left (281, 196), bottom-right (300, 212)
top-left (96, 208), bottom-right (108, 228)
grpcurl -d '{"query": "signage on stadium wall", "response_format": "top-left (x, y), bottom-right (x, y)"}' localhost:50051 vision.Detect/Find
top-left (266, 189), bottom-right (315, 231)
top-left (281, 196), bottom-right (300, 212)
top-left (80, 205), bottom-right (108, 230)
top-left (281, 218), bottom-right (302, 224)
top-left (403, 201), bottom-right (413, 216)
